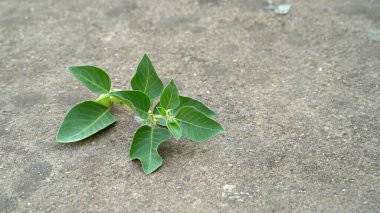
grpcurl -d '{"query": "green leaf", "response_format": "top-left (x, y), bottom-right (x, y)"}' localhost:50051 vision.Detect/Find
top-left (175, 106), bottom-right (224, 142)
top-left (130, 126), bottom-right (171, 174)
top-left (167, 121), bottom-right (182, 140)
top-left (160, 80), bottom-right (180, 110)
top-left (110, 90), bottom-right (151, 118)
top-left (68, 66), bottom-right (111, 94)
top-left (130, 54), bottom-right (164, 99)
top-left (156, 106), bottom-right (167, 116)
top-left (173, 96), bottom-right (216, 118)
top-left (56, 101), bottom-right (116, 143)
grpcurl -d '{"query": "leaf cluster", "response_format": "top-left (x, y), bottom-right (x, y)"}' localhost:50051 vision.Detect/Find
top-left (57, 54), bottom-right (225, 174)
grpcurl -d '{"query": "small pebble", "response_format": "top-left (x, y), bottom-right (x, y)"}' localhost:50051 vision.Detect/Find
top-left (223, 184), bottom-right (236, 192)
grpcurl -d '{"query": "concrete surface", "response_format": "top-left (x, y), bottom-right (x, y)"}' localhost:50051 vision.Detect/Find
top-left (1, 0), bottom-right (379, 212)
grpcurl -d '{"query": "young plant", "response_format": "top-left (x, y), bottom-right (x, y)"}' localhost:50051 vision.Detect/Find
top-left (56, 54), bottom-right (225, 174)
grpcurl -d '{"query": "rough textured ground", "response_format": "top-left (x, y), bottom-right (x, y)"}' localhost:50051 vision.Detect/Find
top-left (1, 0), bottom-right (379, 212)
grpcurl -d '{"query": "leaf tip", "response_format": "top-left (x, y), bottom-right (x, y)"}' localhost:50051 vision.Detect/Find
top-left (66, 66), bottom-right (74, 72)
top-left (143, 170), bottom-right (153, 175)
top-left (143, 163), bottom-right (162, 175)
top-left (55, 129), bottom-right (65, 143)
top-left (55, 133), bottom-right (77, 143)
top-left (55, 137), bottom-right (71, 143)
top-left (66, 65), bottom-right (81, 72)
top-left (143, 53), bottom-right (150, 59)
top-left (217, 124), bottom-right (226, 135)
top-left (55, 137), bottom-right (63, 143)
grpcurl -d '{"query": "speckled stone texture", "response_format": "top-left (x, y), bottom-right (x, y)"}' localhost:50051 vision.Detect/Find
top-left (0, 0), bottom-right (379, 212)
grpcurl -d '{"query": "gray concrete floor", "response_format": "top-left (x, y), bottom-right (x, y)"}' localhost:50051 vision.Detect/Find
top-left (1, 0), bottom-right (379, 212)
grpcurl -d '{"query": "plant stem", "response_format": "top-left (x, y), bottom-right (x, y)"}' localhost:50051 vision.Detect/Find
top-left (95, 94), bottom-right (112, 108)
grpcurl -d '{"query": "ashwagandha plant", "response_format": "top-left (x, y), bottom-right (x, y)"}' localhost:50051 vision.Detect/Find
top-left (56, 54), bottom-right (225, 174)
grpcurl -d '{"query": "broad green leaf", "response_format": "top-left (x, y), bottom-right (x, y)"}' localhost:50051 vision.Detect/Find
top-left (130, 126), bottom-right (171, 174)
top-left (175, 106), bottom-right (224, 142)
top-left (173, 96), bottom-right (216, 118)
top-left (160, 80), bottom-right (180, 110)
top-left (68, 66), bottom-right (111, 94)
top-left (56, 101), bottom-right (116, 143)
top-left (130, 54), bottom-right (164, 99)
top-left (110, 90), bottom-right (151, 118)
top-left (167, 121), bottom-right (182, 140)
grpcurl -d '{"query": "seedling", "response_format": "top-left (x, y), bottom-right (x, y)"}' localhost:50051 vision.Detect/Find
top-left (56, 54), bottom-right (225, 174)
